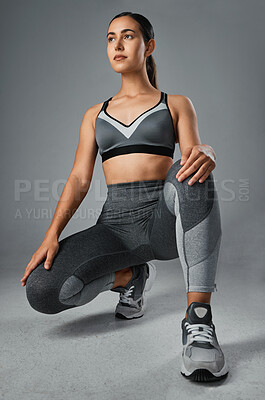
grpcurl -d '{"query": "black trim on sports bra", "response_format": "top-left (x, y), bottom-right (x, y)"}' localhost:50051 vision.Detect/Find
top-left (164, 93), bottom-right (177, 139)
top-left (95, 100), bottom-right (107, 122)
top-left (102, 144), bottom-right (174, 163)
top-left (103, 91), bottom-right (164, 128)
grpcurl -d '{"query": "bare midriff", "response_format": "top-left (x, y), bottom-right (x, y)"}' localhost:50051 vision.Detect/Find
top-left (102, 153), bottom-right (175, 185)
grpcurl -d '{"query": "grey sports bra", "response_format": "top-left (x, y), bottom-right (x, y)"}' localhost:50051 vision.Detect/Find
top-left (94, 91), bottom-right (176, 162)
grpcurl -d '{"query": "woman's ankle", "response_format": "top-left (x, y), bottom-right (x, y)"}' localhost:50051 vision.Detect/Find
top-left (112, 267), bottom-right (133, 289)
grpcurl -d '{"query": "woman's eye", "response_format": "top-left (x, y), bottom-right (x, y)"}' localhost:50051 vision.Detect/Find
top-left (108, 35), bottom-right (133, 42)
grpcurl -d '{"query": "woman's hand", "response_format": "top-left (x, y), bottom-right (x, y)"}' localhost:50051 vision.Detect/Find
top-left (20, 233), bottom-right (59, 287)
top-left (176, 144), bottom-right (216, 185)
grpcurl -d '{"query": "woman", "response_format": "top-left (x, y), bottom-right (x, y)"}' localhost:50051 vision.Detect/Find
top-left (20, 12), bottom-right (228, 382)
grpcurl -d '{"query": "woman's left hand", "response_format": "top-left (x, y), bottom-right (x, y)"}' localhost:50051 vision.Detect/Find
top-left (176, 144), bottom-right (216, 185)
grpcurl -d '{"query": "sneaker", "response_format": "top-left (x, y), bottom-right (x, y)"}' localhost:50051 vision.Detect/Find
top-left (110, 261), bottom-right (156, 319)
top-left (180, 302), bottom-right (229, 382)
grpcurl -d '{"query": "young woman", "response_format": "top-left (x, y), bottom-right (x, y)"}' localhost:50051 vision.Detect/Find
top-left (20, 12), bottom-right (228, 382)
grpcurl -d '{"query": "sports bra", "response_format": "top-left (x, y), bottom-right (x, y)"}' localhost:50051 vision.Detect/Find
top-left (94, 91), bottom-right (176, 163)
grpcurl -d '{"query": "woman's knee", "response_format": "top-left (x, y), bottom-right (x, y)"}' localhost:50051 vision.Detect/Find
top-left (26, 263), bottom-right (66, 314)
top-left (163, 158), bottom-right (218, 231)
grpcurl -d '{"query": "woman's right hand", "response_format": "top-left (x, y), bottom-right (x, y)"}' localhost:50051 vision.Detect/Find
top-left (20, 233), bottom-right (59, 287)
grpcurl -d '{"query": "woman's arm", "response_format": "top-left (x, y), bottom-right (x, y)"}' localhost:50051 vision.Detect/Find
top-left (20, 104), bottom-right (102, 285)
top-left (45, 105), bottom-right (99, 240)
top-left (171, 95), bottom-right (216, 186)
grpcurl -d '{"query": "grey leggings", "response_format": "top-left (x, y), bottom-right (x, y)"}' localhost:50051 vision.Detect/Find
top-left (26, 159), bottom-right (222, 314)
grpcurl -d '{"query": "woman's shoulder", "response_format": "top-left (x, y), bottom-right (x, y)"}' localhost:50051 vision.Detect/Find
top-left (167, 94), bottom-right (196, 117)
top-left (84, 99), bottom-right (105, 115)
top-left (82, 99), bottom-right (107, 128)
top-left (167, 93), bottom-right (192, 105)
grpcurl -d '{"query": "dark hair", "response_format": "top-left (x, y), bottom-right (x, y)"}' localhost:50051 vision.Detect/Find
top-left (108, 12), bottom-right (158, 89)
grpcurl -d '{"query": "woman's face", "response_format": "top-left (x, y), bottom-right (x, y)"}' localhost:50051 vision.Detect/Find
top-left (106, 16), bottom-right (154, 73)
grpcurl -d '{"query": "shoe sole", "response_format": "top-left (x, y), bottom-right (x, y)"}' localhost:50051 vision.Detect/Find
top-left (115, 261), bottom-right (157, 320)
top-left (180, 360), bottom-right (229, 382)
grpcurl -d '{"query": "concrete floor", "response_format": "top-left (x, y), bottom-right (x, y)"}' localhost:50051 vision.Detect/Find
top-left (1, 212), bottom-right (265, 400)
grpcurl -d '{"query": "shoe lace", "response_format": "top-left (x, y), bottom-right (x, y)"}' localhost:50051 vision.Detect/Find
top-left (185, 322), bottom-right (214, 344)
top-left (120, 285), bottom-right (135, 304)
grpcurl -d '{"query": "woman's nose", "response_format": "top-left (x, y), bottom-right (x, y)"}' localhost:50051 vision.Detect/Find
top-left (114, 40), bottom-right (123, 50)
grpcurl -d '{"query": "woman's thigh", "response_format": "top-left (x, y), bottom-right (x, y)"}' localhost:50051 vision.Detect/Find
top-left (26, 222), bottom-right (150, 314)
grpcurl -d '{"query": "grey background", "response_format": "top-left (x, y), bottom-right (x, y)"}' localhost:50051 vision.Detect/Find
top-left (1, 1), bottom-right (265, 399)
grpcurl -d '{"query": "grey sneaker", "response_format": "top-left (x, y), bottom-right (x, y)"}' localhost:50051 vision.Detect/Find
top-left (181, 302), bottom-right (229, 382)
top-left (111, 261), bottom-right (156, 319)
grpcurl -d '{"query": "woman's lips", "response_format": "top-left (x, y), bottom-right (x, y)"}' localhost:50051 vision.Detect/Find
top-left (114, 56), bottom-right (127, 61)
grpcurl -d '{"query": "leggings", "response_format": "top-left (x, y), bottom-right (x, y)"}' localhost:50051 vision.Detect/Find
top-left (26, 159), bottom-right (222, 314)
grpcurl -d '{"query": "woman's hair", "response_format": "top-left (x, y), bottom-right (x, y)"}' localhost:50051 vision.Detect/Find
top-left (108, 12), bottom-right (158, 89)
